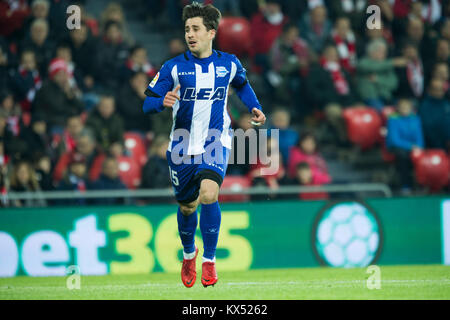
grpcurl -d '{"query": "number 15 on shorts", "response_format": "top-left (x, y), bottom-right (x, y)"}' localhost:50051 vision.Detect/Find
top-left (169, 167), bottom-right (179, 186)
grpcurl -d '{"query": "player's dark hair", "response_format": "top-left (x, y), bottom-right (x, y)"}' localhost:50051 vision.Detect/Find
top-left (182, 2), bottom-right (222, 31)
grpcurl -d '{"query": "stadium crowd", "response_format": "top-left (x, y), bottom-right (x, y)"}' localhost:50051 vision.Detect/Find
top-left (0, 0), bottom-right (449, 206)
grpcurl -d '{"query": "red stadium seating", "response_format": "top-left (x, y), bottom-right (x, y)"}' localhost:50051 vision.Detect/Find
top-left (219, 175), bottom-right (251, 203)
top-left (342, 107), bottom-right (383, 150)
top-left (117, 156), bottom-right (142, 190)
top-left (124, 132), bottom-right (148, 166)
top-left (413, 149), bottom-right (450, 192)
top-left (217, 17), bottom-right (251, 57)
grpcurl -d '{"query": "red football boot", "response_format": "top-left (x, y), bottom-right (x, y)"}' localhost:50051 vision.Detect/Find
top-left (181, 247), bottom-right (198, 288)
top-left (201, 261), bottom-right (218, 287)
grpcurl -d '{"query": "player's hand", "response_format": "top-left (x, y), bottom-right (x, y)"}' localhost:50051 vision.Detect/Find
top-left (250, 108), bottom-right (266, 126)
top-left (163, 84), bottom-right (181, 108)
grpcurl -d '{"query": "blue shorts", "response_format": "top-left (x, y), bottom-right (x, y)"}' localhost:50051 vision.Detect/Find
top-left (167, 146), bottom-right (230, 203)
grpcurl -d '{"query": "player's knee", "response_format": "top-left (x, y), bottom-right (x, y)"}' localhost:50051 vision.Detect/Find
top-left (179, 203), bottom-right (198, 216)
top-left (199, 188), bottom-right (218, 204)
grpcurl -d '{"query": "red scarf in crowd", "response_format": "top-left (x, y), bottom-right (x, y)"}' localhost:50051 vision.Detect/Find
top-left (125, 59), bottom-right (156, 78)
top-left (320, 57), bottom-right (350, 95)
top-left (332, 30), bottom-right (356, 74)
top-left (406, 59), bottom-right (424, 97)
top-left (18, 66), bottom-right (41, 112)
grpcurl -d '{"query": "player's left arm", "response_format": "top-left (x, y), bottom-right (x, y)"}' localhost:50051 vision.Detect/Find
top-left (231, 56), bottom-right (266, 126)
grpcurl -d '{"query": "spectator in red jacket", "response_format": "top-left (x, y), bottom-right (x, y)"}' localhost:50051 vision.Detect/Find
top-left (0, 0), bottom-right (30, 39)
top-left (287, 131), bottom-right (331, 183)
top-left (250, 0), bottom-right (287, 73)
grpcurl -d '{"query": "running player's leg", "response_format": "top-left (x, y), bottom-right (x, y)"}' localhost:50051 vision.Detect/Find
top-left (198, 178), bottom-right (220, 260)
top-left (198, 178), bottom-right (221, 287)
top-left (178, 198), bottom-right (199, 258)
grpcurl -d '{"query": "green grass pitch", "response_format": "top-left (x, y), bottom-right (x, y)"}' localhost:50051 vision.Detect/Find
top-left (1, 265), bottom-right (449, 300)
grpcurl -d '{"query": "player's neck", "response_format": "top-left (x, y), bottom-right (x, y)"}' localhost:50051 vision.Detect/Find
top-left (191, 47), bottom-right (213, 59)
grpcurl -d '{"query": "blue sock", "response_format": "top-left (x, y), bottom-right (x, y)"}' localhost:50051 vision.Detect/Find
top-left (177, 207), bottom-right (198, 254)
top-left (200, 201), bottom-right (221, 260)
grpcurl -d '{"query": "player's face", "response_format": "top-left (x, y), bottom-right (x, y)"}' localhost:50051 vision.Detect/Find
top-left (185, 17), bottom-right (215, 57)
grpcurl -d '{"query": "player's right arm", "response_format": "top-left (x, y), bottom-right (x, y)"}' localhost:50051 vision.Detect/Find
top-left (142, 62), bottom-right (179, 114)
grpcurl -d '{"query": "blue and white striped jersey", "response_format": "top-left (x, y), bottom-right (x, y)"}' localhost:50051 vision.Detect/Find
top-left (143, 50), bottom-right (262, 155)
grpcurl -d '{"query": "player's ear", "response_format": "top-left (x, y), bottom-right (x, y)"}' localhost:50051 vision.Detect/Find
top-left (209, 28), bottom-right (216, 40)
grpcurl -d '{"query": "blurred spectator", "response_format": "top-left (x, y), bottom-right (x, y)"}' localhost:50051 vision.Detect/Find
top-left (95, 20), bottom-right (130, 91)
top-left (434, 38), bottom-right (449, 65)
top-left (56, 152), bottom-right (88, 205)
top-left (20, 18), bottom-right (54, 78)
top-left (167, 37), bottom-right (186, 60)
top-left (22, 0), bottom-right (51, 40)
top-left (386, 98), bottom-right (424, 192)
top-left (429, 62), bottom-right (450, 98)
top-left (34, 154), bottom-right (53, 191)
top-left (89, 157), bottom-right (127, 205)
top-left (19, 112), bottom-right (52, 161)
top-left (394, 41), bottom-right (424, 101)
top-left (328, 0), bottom-right (367, 31)
top-left (305, 44), bottom-right (358, 115)
top-left (0, 91), bottom-right (22, 136)
top-left (0, 38), bottom-right (11, 92)
top-left (0, 0), bottom-right (30, 39)
top-left (140, 136), bottom-right (171, 189)
top-left (32, 58), bottom-right (84, 132)
top-left (227, 112), bottom-right (255, 176)
top-left (250, 0), bottom-right (287, 73)
top-left (359, 20), bottom-right (395, 57)
top-left (10, 49), bottom-right (42, 112)
top-left (418, 78), bottom-right (450, 150)
top-left (249, 137), bottom-right (286, 200)
top-left (85, 95), bottom-right (124, 153)
top-left (99, 2), bottom-right (133, 46)
top-left (268, 108), bottom-right (299, 166)
top-left (268, 23), bottom-right (313, 107)
top-left (330, 16), bottom-right (357, 75)
top-left (66, 21), bottom-right (98, 91)
top-left (292, 161), bottom-right (329, 200)
top-left (54, 42), bottom-right (81, 92)
top-left (356, 39), bottom-right (402, 112)
top-left (53, 114), bottom-right (84, 158)
top-left (299, 4), bottom-right (332, 54)
top-left (116, 71), bottom-right (152, 133)
top-left (0, 108), bottom-right (23, 161)
top-left (9, 160), bottom-right (46, 207)
top-left (287, 131), bottom-right (331, 183)
top-left (120, 44), bottom-right (156, 83)
top-left (53, 130), bottom-right (105, 183)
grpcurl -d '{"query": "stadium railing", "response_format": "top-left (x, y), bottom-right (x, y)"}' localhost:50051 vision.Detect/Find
top-left (3, 183), bottom-right (392, 204)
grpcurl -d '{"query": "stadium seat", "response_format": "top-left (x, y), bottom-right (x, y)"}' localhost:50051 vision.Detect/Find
top-left (117, 156), bottom-right (142, 190)
top-left (342, 107), bottom-right (383, 150)
top-left (217, 17), bottom-right (251, 57)
top-left (219, 175), bottom-right (251, 203)
top-left (413, 149), bottom-right (450, 192)
top-left (124, 132), bottom-right (148, 166)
